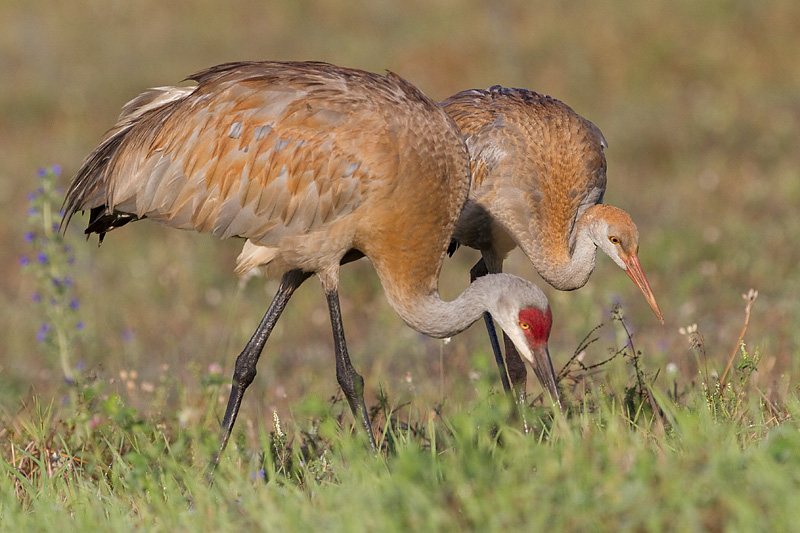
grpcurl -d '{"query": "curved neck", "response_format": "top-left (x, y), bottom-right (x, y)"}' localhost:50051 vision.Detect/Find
top-left (518, 214), bottom-right (599, 291)
top-left (381, 274), bottom-right (505, 339)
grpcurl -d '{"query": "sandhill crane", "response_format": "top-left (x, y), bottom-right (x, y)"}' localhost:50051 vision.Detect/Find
top-left (62, 61), bottom-right (559, 454)
top-left (442, 86), bottom-right (663, 403)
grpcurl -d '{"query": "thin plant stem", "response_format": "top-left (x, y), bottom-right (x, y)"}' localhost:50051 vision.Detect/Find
top-left (719, 289), bottom-right (758, 388)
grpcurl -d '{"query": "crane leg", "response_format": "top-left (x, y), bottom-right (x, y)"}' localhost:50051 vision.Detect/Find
top-left (482, 311), bottom-right (511, 392)
top-left (215, 269), bottom-right (311, 463)
top-left (470, 259), bottom-right (514, 392)
top-left (472, 257), bottom-right (547, 431)
top-left (502, 332), bottom-right (529, 404)
top-left (325, 289), bottom-right (377, 450)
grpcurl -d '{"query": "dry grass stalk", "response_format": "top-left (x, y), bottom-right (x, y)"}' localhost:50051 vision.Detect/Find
top-left (719, 289), bottom-right (758, 388)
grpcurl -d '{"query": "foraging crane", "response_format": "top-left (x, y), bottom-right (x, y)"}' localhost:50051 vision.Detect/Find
top-left (62, 62), bottom-right (559, 453)
top-left (442, 86), bottom-right (663, 403)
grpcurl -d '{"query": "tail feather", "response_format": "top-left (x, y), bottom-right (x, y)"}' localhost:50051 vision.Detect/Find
top-left (61, 130), bottom-right (130, 235)
top-left (61, 86), bottom-right (194, 241)
top-left (447, 239), bottom-right (460, 257)
top-left (85, 206), bottom-right (140, 244)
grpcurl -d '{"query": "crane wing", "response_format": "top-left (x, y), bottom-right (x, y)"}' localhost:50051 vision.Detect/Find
top-left (65, 62), bottom-right (387, 247)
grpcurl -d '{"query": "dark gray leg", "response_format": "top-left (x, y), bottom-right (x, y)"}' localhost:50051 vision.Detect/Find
top-left (216, 269), bottom-right (311, 461)
top-left (471, 258), bottom-right (533, 432)
top-left (470, 259), bottom-right (512, 392)
top-left (325, 289), bottom-right (376, 450)
top-left (503, 332), bottom-right (529, 405)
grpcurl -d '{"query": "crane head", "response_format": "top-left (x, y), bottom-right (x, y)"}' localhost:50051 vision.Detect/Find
top-left (517, 306), bottom-right (560, 406)
top-left (490, 280), bottom-right (560, 406)
top-left (590, 206), bottom-right (664, 324)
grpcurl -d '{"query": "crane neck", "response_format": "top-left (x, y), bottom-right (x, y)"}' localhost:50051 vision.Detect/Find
top-left (518, 212), bottom-right (599, 291)
top-left (379, 273), bottom-right (530, 339)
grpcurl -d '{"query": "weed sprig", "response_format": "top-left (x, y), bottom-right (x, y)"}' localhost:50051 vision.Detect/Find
top-left (21, 166), bottom-right (83, 384)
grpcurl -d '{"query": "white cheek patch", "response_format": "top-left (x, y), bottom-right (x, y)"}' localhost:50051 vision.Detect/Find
top-left (597, 235), bottom-right (627, 270)
top-left (503, 327), bottom-right (535, 365)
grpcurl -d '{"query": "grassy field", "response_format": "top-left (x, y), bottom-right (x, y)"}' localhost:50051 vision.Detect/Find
top-left (2, 0), bottom-right (800, 529)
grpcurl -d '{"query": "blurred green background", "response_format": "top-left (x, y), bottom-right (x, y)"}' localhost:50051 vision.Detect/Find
top-left (2, 0), bottom-right (799, 420)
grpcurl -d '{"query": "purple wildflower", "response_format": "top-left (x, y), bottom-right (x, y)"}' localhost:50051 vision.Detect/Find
top-left (28, 207), bottom-right (37, 216)
top-left (51, 222), bottom-right (60, 233)
top-left (31, 292), bottom-right (41, 302)
top-left (52, 164), bottom-right (62, 176)
top-left (27, 192), bottom-right (37, 202)
top-left (250, 469), bottom-right (266, 481)
top-left (37, 323), bottom-right (50, 342)
top-left (76, 321), bottom-right (85, 331)
top-left (37, 168), bottom-right (47, 178)
top-left (37, 252), bottom-right (48, 264)
top-left (24, 232), bottom-right (35, 243)
top-left (121, 328), bottom-right (135, 342)
top-left (19, 256), bottom-right (30, 266)
top-left (69, 299), bottom-right (79, 310)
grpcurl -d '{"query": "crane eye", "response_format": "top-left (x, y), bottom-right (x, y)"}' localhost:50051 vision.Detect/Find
top-left (609, 235), bottom-right (621, 245)
top-left (519, 322), bottom-right (530, 330)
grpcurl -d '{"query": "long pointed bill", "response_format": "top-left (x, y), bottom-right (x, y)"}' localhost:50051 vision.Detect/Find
top-left (624, 252), bottom-right (664, 324)
top-left (529, 344), bottom-right (562, 409)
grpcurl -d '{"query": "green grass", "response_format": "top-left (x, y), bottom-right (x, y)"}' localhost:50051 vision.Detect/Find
top-left (3, 366), bottom-right (799, 531)
top-left (3, 0), bottom-right (800, 529)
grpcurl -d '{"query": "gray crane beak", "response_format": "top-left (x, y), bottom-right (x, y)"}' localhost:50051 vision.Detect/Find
top-left (529, 343), bottom-right (562, 409)
top-left (624, 252), bottom-right (664, 324)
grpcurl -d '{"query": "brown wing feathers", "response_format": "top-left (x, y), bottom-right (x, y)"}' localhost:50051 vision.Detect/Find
top-left (62, 62), bottom-right (387, 247)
